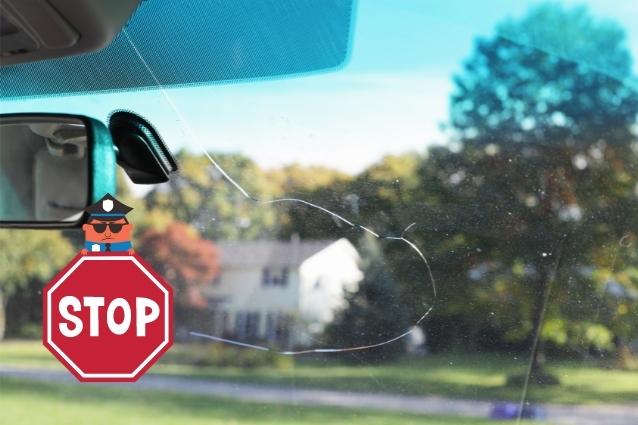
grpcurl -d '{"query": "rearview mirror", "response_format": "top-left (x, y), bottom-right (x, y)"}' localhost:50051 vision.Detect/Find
top-left (0, 114), bottom-right (116, 227)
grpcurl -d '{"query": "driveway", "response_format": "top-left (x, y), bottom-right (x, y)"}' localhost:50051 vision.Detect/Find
top-left (1, 365), bottom-right (636, 425)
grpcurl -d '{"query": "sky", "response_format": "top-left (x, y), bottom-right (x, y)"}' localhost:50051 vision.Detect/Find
top-left (3, 0), bottom-right (638, 174)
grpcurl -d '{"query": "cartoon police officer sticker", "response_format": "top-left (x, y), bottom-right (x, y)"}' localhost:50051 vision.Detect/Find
top-left (82, 194), bottom-right (135, 254)
top-left (42, 193), bottom-right (174, 382)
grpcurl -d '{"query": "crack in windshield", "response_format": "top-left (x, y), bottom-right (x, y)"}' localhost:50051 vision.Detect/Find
top-left (122, 29), bottom-right (437, 355)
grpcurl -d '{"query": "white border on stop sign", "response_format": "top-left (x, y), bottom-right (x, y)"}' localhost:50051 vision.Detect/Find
top-left (46, 256), bottom-right (170, 379)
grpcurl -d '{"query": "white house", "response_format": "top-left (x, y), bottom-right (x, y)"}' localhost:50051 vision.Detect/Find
top-left (201, 238), bottom-right (363, 348)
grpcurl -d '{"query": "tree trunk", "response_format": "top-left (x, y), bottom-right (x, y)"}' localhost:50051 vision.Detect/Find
top-left (466, 321), bottom-right (480, 352)
top-left (0, 290), bottom-right (6, 341)
top-left (529, 269), bottom-right (549, 376)
top-left (526, 262), bottom-right (561, 385)
top-left (612, 336), bottom-right (634, 370)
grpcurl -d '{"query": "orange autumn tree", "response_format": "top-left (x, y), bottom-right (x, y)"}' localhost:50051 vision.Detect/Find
top-left (137, 221), bottom-right (219, 310)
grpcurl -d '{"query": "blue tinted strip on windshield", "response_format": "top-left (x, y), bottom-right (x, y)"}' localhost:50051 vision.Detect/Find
top-left (0, 0), bottom-right (354, 99)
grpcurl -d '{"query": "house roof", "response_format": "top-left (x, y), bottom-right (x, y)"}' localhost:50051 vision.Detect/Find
top-left (218, 239), bottom-right (337, 268)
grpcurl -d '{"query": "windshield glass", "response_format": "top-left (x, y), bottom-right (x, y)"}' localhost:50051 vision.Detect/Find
top-left (0, 0), bottom-right (354, 97)
top-left (2, 1), bottom-right (638, 424)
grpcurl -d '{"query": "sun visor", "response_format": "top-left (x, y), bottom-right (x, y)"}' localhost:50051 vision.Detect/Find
top-left (0, 0), bottom-right (355, 99)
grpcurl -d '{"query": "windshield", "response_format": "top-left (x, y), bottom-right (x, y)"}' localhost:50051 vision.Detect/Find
top-left (2, 1), bottom-right (638, 424)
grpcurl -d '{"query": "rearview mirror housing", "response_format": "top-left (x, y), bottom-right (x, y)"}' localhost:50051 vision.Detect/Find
top-left (0, 113), bottom-right (117, 228)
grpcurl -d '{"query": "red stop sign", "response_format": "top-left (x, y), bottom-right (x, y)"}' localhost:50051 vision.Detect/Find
top-left (43, 253), bottom-right (173, 382)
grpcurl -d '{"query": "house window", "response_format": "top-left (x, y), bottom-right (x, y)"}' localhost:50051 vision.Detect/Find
top-left (262, 267), bottom-right (289, 287)
top-left (234, 311), bottom-right (260, 340)
top-left (261, 267), bottom-right (271, 285)
top-left (213, 310), bottom-right (229, 335)
top-left (278, 268), bottom-right (289, 286)
top-left (265, 312), bottom-right (291, 346)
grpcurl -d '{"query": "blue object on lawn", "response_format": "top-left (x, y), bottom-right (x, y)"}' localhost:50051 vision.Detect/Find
top-left (490, 403), bottom-right (547, 420)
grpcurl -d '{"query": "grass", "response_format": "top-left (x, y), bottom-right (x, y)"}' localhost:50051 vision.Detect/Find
top-left (2, 340), bottom-right (638, 405)
top-left (0, 377), bottom-right (516, 425)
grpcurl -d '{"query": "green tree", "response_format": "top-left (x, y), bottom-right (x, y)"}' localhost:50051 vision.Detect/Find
top-left (446, 3), bottom-right (638, 375)
top-left (144, 151), bottom-right (280, 241)
top-left (273, 164), bottom-right (353, 240)
top-left (0, 229), bottom-right (74, 339)
top-left (137, 221), bottom-right (220, 309)
top-left (266, 163), bottom-right (350, 195)
top-left (324, 235), bottom-right (410, 362)
top-left (275, 154), bottom-right (420, 241)
top-left (349, 153), bottom-right (421, 234)
top-left (137, 221), bottom-right (220, 334)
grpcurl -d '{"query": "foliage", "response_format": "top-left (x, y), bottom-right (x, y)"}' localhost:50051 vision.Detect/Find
top-left (0, 229), bottom-right (74, 339)
top-left (324, 235), bottom-right (410, 362)
top-left (0, 229), bottom-right (74, 295)
top-left (266, 163), bottom-right (350, 195)
top-left (437, 3), bottom-right (638, 362)
top-left (161, 343), bottom-right (279, 369)
top-left (144, 151), bottom-right (281, 240)
top-left (137, 221), bottom-right (220, 309)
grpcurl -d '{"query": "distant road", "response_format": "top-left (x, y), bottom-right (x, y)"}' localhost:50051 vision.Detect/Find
top-left (1, 365), bottom-right (636, 425)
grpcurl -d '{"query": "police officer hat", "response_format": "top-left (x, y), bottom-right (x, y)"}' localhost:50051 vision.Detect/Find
top-left (85, 193), bottom-right (133, 220)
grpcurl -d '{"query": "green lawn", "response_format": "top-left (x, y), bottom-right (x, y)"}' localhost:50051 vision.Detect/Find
top-left (0, 377), bottom-right (515, 425)
top-left (2, 340), bottom-right (637, 405)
